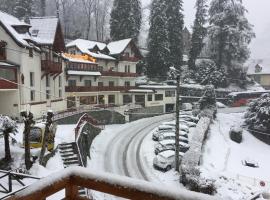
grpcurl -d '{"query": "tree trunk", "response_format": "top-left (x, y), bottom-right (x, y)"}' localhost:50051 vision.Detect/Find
top-left (4, 130), bottom-right (11, 161)
top-left (39, 123), bottom-right (50, 165)
top-left (24, 123), bottom-right (32, 170)
top-left (40, 0), bottom-right (46, 16)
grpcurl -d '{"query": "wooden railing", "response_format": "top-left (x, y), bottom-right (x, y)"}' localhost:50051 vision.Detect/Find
top-left (120, 55), bottom-right (140, 62)
top-left (101, 71), bottom-right (138, 77)
top-left (65, 86), bottom-right (136, 92)
top-left (6, 167), bottom-right (218, 200)
top-left (0, 79), bottom-right (17, 89)
top-left (41, 60), bottom-right (62, 74)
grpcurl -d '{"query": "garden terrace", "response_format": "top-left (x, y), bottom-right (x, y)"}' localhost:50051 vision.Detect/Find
top-left (7, 167), bottom-right (217, 200)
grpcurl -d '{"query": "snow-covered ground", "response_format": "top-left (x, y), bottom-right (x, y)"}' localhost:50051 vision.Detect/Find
top-left (201, 112), bottom-right (270, 199)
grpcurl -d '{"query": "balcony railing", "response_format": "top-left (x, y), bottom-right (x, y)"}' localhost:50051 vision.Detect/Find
top-left (66, 86), bottom-right (136, 93)
top-left (66, 63), bottom-right (102, 72)
top-left (120, 55), bottom-right (140, 62)
top-left (7, 167), bottom-right (217, 200)
top-left (101, 71), bottom-right (138, 77)
top-left (41, 60), bottom-right (62, 74)
top-left (0, 79), bottom-right (17, 90)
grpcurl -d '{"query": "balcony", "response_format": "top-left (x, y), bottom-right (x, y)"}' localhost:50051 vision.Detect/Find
top-left (7, 167), bottom-right (216, 200)
top-left (41, 60), bottom-right (62, 74)
top-left (66, 86), bottom-right (136, 93)
top-left (66, 63), bottom-right (102, 72)
top-left (101, 71), bottom-right (138, 77)
top-left (0, 79), bottom-right (17, 90)
top-left (120, 55), bottom-right (140, 62)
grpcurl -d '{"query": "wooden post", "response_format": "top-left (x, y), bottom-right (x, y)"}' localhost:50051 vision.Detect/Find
top-left (175, 75), bottom-right (180, 172)
top-left (65, 183), bottom-right (78, 200)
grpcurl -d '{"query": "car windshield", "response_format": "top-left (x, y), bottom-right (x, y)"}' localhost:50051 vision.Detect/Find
top-left (29, 127), bottom-right (42, 143)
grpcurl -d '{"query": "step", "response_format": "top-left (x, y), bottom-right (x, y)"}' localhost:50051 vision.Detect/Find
top-left (63, 160), bottom-right (79, 165)
top-left (61, 153), bottom-right (77, 158)
top-left (64, 163), bottom-right (80, 168)
top-left (60, 149), bottom-right (74, 154)
top-left (59, 146), bottom-right (74, 150)
top-left (59, 143), bottom-right (74, 147)
top-left (63, 157), bottom-right (79, 162)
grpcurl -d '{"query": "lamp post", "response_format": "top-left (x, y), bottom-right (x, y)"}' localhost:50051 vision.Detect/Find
top-left (169, 67), bottom-right (181, 172)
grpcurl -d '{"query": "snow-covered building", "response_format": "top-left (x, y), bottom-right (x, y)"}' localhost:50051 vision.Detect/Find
top-left (0, 11), bottom-right (66, 118)
top-left (247, 59), bottom-right (270, 89)
top-left (65, 38), bottom-right (143, 107)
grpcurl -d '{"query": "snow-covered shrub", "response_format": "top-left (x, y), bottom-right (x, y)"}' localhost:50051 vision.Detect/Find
top-left (181, 166), bottom-right (216, 195)
top-left (194, 59), bottom-right (227, 88)
top-left (199, 85), bottom-right (217, 110)
top-left (229, 126), bottom-right (243, 143)
top-left (245, 93), bottom-right (270, 131)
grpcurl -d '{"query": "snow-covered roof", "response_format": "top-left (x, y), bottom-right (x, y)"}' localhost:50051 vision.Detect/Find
top-left (30, 17), bottom-right (58, 45)
top-left (66, 39), bottom-right (107, 51)
top-left (128, 89), bottom-right (154, 93)
top-left (67, 70), bottom-right (101, 76)
top-left (0, 11), bottom-right (32, 47)
top-left (0, 62), bottom-right (16, 67)
top-left (107, 38), bottom-right (132, 55)
top-left (246, 59), bottom-right (270, 75)
top-left (66, 39), bottom-right (116, 60)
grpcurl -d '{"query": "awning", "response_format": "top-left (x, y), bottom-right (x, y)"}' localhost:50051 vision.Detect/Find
top-left (67, 70), bottom-right (101, 76)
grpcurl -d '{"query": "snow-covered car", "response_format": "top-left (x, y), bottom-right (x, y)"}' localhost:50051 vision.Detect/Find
top-left (216, 101), bottom-right (227, 108)
top-left (152, 125), bottom-right (175, 140)
top-left (179, 120), bottom-right (197, 128)
top-left (182, 103), bottom-right (193, 111)
top-left (153, 150), bottom-right (184, 171)
top-left (248, 191), bottom-right (270, 200)
top-left (162, 121), bottom-right (176, 126)
top-left (180, 115), bottom-right (199, 123)
top-left (153, 129), bottom-right (188, 141)
top-left (154, 139), bottom-right (190, 155)
top-left (157, 131), bottom-right (188, 141)
top-left (161, 121), bottom-right (189, 132)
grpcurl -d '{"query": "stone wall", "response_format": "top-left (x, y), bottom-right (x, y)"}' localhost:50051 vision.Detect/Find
top-left (76, 123), bottom-right (102, 166)
top-left (129, 105), bottom-right (164, 122)
top-left (56, 110), bottom-right (125, 125)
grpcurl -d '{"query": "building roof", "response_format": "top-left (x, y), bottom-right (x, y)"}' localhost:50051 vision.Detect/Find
top-left (107, 38), bottom-right (132, 55)
top-left (247, 59), bottom-right (270, 75)
top-left (29, 17), bottom-right (58, 45)
top-left (0, 11), bottom-right (32, 47)
top-left (66, 39), bottom-right (115, 60)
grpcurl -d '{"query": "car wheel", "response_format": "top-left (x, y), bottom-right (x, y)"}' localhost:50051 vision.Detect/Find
top-left (165, 165), bottom-right (171, 171)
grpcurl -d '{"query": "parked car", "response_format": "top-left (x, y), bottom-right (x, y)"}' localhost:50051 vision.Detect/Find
top-left (180, 115), bottom-right (199, 123)
top-left (179, 120), bottom-right (197, 128)
top-left (161, 121), bottom-right (189, 132)
top-left (153, 129), bottom-right (188, 141)
top-left (154, 139), bottom-right (190, 155)
top-left (157, 131), bottom-right (188, 141)
top-left (152, 125), bottom-right (175, 140)
top-left (153, 150), bottom-right (184, 171)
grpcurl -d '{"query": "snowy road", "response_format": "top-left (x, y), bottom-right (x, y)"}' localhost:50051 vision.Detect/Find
top-left (103, 114), bottom-right (174, 181)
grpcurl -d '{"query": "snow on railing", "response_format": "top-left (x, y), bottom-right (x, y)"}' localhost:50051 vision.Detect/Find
top-left (7, 167), bottom-right (219, 200)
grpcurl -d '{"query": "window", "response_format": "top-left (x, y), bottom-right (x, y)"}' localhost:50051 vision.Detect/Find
top-left (155, 94), bottom-right (163, 101)
top-left (123, 94), bottom-right (132, 104)
top-left (165, 90), bottom-right (176, 97)
top-left (46, 75), bottom-right (50, 87)
top-left (98, 82), bottom-right (103, 87)
top-left (59, 89), bottom-right (62, 98)
top-left (148, 94), bottom-right (153, 101)
top-left (31, 29), bottom-right (39, 37)
top-left (30, 72), bottom-right (34, 87)
top-left (59, 76), bottom-right (62, 87)
top-left (125, 65), bottom-right (130, 73)
top-left (0, 68), bottom-right (15, 80)
top-left (68, 80), bottom-right (76, 86)
top-left (108, 95), bottom-right (115, 104)
top-left (84, 80), bottom-right (92, 87)
top-left (0, 41), bottom-right (7, 60)
top-left (109, 81), bottom-right (114, 87)
top-left (30, 90), bottom-right (35, 101)
top-left (124, 81), bottom-right (130, 87)
top-left (80, 96), bottom-right (97, 105)
top-left (29, 48), bottom-right (33, 57)
top-left (46, 90), bottom-right (50, 100)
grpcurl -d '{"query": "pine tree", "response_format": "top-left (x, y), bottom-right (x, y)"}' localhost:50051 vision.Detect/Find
top-left (188, 0), bottom-right (208, 70)
top-left (13, 0), bottom-right (32, 20)
top-left (147, 0), bottom-right (170, 79)
top-left (166, 0), bottom-right (184, 70)
top-left (208, 0), bottom-right (255, 79)
top-left (110, 0), bottom-right (142, 41)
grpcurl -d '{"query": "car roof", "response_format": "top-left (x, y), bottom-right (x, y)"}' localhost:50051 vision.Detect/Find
top-left (158, 125), bottom-right (174, 129)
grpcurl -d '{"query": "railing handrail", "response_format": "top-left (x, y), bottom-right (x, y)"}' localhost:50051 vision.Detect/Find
top-left (6, 167), bottom-right (218, 200)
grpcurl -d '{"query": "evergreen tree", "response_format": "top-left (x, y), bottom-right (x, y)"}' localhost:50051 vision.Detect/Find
top-left (167, 0), bottom-right (184, 71)
top-left (110, 0), bottom-right (142, 41)
top-left (188, 0), bottom-right (208, 70)
top-left (13, 0), bottom-right (32, 20)
top-left (147, 0), bottom-right (170, 78)
top-left (208, 0), bottom-right (255, 79)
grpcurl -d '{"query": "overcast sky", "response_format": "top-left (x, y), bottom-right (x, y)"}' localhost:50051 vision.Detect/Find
top-left (141, 0), bottom-right (270, 59)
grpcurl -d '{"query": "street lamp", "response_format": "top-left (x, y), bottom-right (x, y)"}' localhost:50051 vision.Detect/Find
top-left (169, 67), bottom-right (181, 172)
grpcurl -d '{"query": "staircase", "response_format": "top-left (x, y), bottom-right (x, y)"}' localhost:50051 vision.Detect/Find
top-left (59, 143), bottom-right (88, 198)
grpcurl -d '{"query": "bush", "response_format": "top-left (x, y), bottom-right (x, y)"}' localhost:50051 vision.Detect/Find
top-left (229, 126), bottom-right (243, 143)
top-left (199, 85), bottom-right (217, 110)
